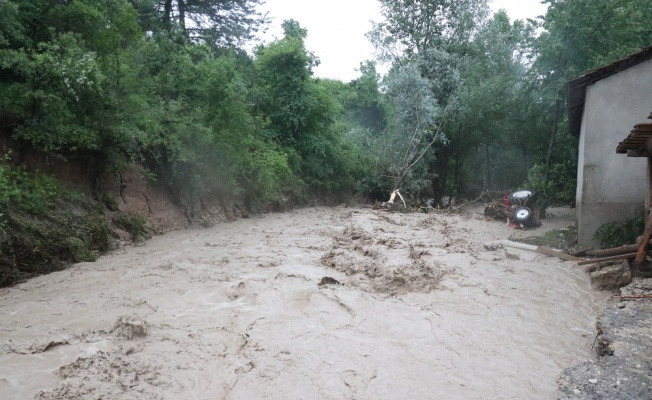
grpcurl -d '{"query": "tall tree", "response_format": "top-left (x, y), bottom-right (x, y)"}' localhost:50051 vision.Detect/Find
top-left (382, 62), bottom-right (445, 190)
top-left (254, 20), bottom-right (363, 192)
top-left (369, 0), bottom-right (489, 59)
top-left (348, 61), bottom-right (387, 133)
top-left (255, 19), bottom-right (321, 146)
top-left (157, 0), bottom-right (267, 46)
top-left (527, 0), bottom-right (652, 196)
top-left (0, 0), bottom-right (144, 159)
top-left (450, 11), bottom-right (533, 192)
top-left (367, 0), bottom-right (492, 200)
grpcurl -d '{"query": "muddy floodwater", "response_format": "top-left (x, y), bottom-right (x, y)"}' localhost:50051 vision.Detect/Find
top-left (0, 206), bottom-right (605, 399)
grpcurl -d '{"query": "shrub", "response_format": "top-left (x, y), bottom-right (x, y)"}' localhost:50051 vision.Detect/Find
top-left (594, 209), bottom-right (645, 248)
top-left (524, 161), bottom-right (577, 207)
top-left (0, 165), bottom-right (113, 286)
top-left (112, 212), bottom-right (150, 242)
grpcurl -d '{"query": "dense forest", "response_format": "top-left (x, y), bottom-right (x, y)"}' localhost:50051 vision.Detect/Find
top-left (1, 0), bottom-right (652, 283)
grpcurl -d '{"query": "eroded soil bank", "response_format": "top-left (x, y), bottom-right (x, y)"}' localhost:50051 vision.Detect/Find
top-left (0, 206), bottom-right (604, 399)
top-left (559, 278), bottom-right (652, 399)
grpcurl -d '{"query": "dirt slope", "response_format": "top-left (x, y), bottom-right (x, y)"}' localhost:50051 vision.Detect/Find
top-left (0, 206), bottom-right (604, 399)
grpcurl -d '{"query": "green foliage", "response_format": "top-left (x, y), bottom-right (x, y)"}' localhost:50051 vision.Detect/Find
top-left (255, 29), bottom-right (320, 145)
top-left (524, 161), bottom-right (577, 206)
top-left (514, 226), bottom-right (577, 250)
top-left (157, 0), bottom-right (267, 46)
top-left (594, 210), bottom-right (646, 249)
top-left (0, 165), bottom-right (63, 214)
top-left (0, 0), bottom-right (145, 163)
top-left (0, 0), bottom-right (21, 46)
top-left (1, 33), bottom-right (105, 153)
top-left (112, 212), bottom-right (150, 242)
top-left (253, 21), bottom-right (365, 198)
top-left (347, 61), bottom-right (387, 132)
top-left (372, 0), bottom-right (490, 57)
top-left (382, 62), bottom-right (443, 189)
top-left (367, 3), bottom-right (542, 202)
top-left (0, 165), bottom-right (113, 286)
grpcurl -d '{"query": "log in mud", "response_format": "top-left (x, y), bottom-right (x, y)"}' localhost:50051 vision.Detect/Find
top-left (0, 206), bottom-right (605, 399)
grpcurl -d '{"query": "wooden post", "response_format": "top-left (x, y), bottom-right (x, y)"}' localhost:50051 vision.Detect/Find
top-left (635, 156), bottom-right (652, 264)
top-left (647, 155), bottom-right (652, 213)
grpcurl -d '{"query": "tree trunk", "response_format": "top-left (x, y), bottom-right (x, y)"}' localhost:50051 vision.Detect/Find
top-left (484, 143), bottom-right (491, 192)
top-left (178, 0), bottom-right (186, 32)
top-left (453, 157), bottom-right (462, 199)
top-left (522, 142), bottom-right (528, 181)
top-left (163, 0), bottom-right (172, 26)
top-left (544, 100), bottom-right (562, 181)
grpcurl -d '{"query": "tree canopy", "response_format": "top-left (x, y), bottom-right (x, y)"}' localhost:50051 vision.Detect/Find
top-left (1, 0), bottom-right (652, 213)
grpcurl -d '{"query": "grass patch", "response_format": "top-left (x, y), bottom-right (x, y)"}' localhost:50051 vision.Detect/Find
top-left (112, 212), bottom-right (151, 242)
top-left (0, 165), bottom-right (115, 286)
top-left (511, 226), bottom-right (577, 251)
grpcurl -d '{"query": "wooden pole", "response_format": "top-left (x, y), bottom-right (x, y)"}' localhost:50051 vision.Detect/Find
top-left (595, 244), bottom-right (638, 258)
top-left (578, 252), bottom-right (638, 266)
top-left (647, 155), bottom-right (652, 214)
top-left (635, 156), bottom-right (652, 264)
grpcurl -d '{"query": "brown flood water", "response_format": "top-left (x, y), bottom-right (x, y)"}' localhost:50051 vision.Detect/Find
top-left (0, 206), bottom-right (605, 399)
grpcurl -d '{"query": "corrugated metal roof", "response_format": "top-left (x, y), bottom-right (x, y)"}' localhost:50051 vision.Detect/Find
top-left (567, 47), bottom-right (652, 137)
top-left (617, 113), bottom-right (652, 156)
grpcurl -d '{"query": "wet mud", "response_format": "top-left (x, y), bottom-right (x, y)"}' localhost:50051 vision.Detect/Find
top-left (0, 206), bottom-right (604, 399)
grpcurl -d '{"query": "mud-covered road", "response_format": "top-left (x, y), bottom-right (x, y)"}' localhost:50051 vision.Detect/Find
top-left (0, 206), bottom-right (605, 399)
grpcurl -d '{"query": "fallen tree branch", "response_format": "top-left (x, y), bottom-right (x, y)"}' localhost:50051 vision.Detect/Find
top-left (392, 106), bottom-right (452, 190)
top-left (594, 244), bottom-right (639, 258)
top-left (453, 191), bottom-right (487, 211)
top-left (572, 247), bottom-right (593, 257)
top-left (383, 189), bottom-right (407, 208)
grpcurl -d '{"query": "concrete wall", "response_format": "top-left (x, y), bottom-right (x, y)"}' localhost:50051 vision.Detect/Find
top-left (576, 59), bottom-right (652, 247)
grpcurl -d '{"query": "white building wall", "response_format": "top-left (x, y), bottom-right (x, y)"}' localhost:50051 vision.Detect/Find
top-left (576, 59), bottom-right (652, 247)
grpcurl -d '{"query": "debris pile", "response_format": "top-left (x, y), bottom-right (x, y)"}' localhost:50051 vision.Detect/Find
top-left (112, 315), bottom-right (148, 340)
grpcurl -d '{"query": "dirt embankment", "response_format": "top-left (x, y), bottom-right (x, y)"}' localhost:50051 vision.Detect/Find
top-left (0, 206), bottom-right (604, 399)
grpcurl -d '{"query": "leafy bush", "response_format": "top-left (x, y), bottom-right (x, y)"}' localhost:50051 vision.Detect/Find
top-left (112, 212), bottom-right (150, 242)
top-left (594, 210), bottom-right (645, 248)
top-left (524, 161), bottom-right (577, 207)
top-left (0, 165), bottom-right (63, 214)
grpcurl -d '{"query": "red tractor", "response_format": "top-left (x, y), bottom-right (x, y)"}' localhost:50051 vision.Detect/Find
top-left (502, 190), bottom-right (541, 229)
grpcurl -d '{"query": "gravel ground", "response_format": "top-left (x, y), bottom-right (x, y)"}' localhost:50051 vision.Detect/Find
top-left (558, 277), bottom-right (652, 399)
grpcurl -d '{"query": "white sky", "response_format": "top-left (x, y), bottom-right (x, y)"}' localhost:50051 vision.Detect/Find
top-left (255, 0), bottom-right (549, 82)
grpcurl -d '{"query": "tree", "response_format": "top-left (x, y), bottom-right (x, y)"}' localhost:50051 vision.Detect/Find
top-left (449, 11), bottom-right (533, 192)
top-left (366, 0), bottom-right (494, 201)
top-left (381, 63), bottom-right (446, 191)
top-left (254, 20), bottom-right (321, 146)
top-left (367, 2), bottom-right (569, 203)
top-left (254, 20), bottom-right (365, 194)
top-left (347, 61), bottom-right (387, 133)
top-left (0, 0), bottom-right (144, 160)
top-left (157, 0), bottom-right (267, 46)
top-left (370, 0), bottom-right (489, 58)
top-left (524, 0), bottom-right (652, 203)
